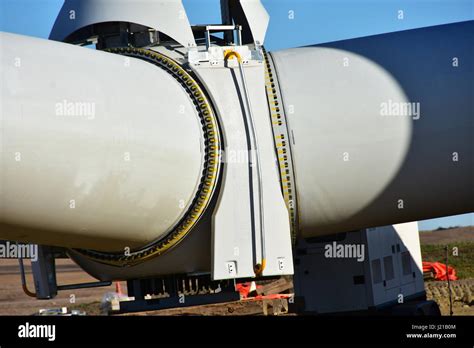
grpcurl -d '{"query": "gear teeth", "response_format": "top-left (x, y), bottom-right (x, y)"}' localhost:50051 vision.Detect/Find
top-left (262, 47), bottom-right (298, 245)
top-left (73, 47), bottom-right (221, 267)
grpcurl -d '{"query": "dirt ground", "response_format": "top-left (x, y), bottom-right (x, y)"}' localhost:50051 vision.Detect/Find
top-left (426, 279), bottom-right (474, 316)
top-left (0, 258), bottom-right (122, 315)
top-left (0, 258), bottom-right (280, 316)
top-left (0, 226), bottom-right (472, 316)
top-left (419, 226), bottom-right (473, 245)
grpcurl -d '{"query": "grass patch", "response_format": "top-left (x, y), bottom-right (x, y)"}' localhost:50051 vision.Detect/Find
top-left (70, 301), bottom-right (102, 316)
top-left (421, 242), bottom-right (474, 279)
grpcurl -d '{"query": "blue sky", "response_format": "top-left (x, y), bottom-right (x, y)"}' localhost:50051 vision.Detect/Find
top-left (0, 0), bottom-right (472, 230)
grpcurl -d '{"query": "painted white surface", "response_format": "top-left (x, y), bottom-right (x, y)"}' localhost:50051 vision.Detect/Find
top-left (272, 22), bottom-right (473, 237)
top-left (366, 222), bottom-right (424, 307)
top-left (50, 0), bottom-right (196, 47)
top-left (194, 66), bottom-right (255, 279)
top-left (194, 58), bottom-right (292, 280)
top-left (273, 47), bottom-right (412, 238)
top-left (240, 0), bottom-right (270, 45)
top-left (0, 33), bottom-right (204, 251)
top-left (294, 222), bottom-right (424, 313)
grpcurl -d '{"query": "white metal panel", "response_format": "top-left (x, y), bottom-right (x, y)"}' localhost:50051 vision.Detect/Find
top-left (49, 0), bottom-right (196, 47)
top-left (366, 226), bottom-right (400, 305)
top-left (295, 223), bottom-right (423, 313)
top-left (193, 60), bottom-right (293, 280)
top-left (293, 232), bottom-right (369, 313)
top-left (194, 67), bottom-right (256, 280)
top-left (366, 222), bottom-right (423, 307)
top-left (0, 32), bottom-right (204, 251)
top-left (241, 61), bottom-right (293, 277)
top-left (393, 221), bottom-right (424, 293)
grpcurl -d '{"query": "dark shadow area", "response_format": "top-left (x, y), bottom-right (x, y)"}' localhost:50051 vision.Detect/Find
top-left (309, 21), bottom-right (474, 234)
